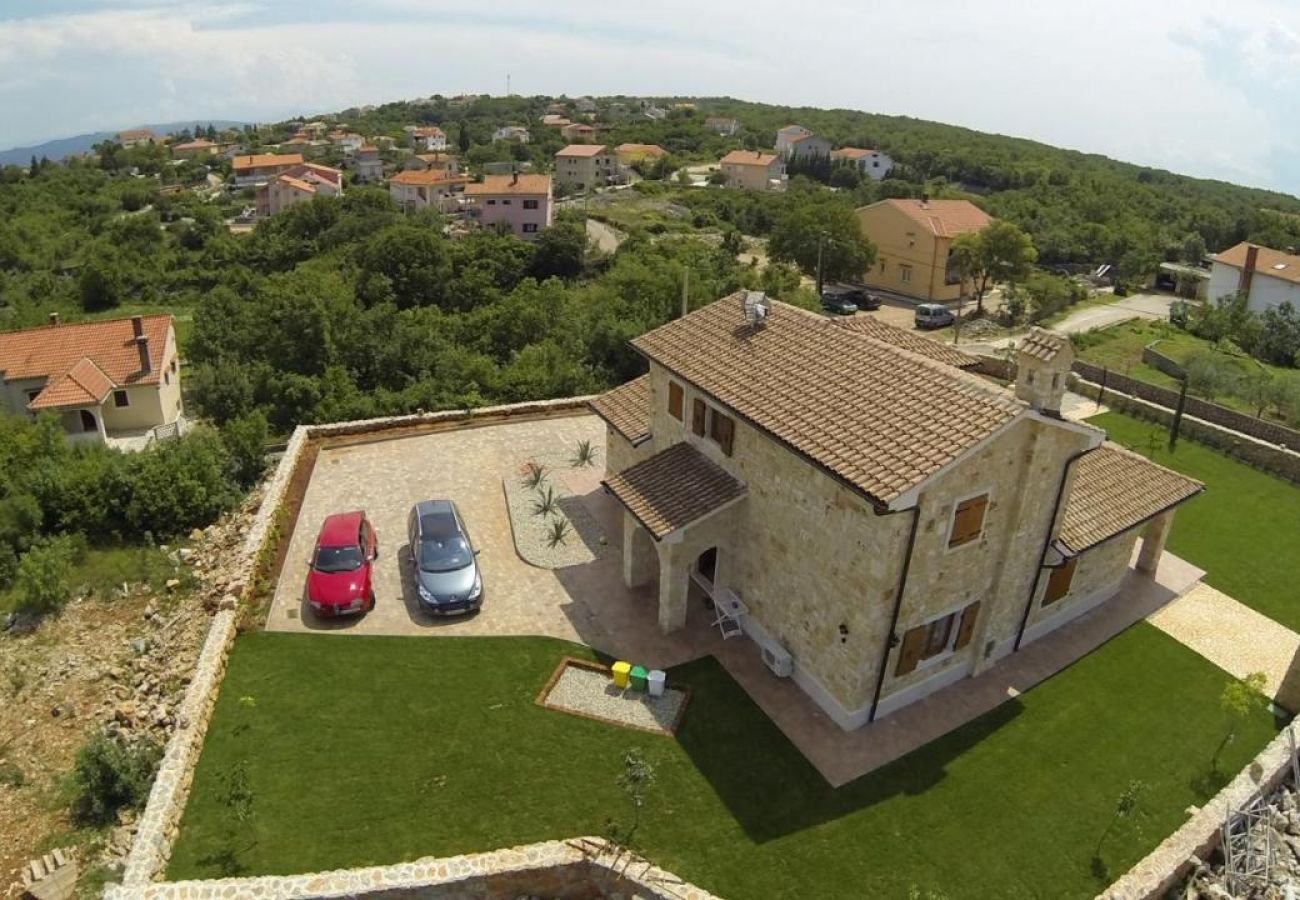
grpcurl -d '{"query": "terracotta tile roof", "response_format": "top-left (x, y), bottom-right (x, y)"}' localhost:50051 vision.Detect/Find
top-left (831, 147), bottom-right (876, 160)
top-left (616, 143), bottom-right (667, 160)
top-left (1212, 242), bottom-right (1300, 286)
top-left (1059, 443), bottom-right (1203, 553)
top-left (604, 442), bottom-right (747, 540)
top-left (541, 115), bottom-right (572, 126)
top-left (117, 129), bottom-right (155, 141)
top-left (28, 358), bottom-right (114, 410)
top-left (464, 174), bottom-right (551, 196)
top-left (631, 295), bottom-right (1024, 506)
top-left (556, 144), bottom-right (608, 158)
top-left (1018, 328), bottom-right (1071, 363)
top-left (275, 175), bottom-right (316, 194)
top-left (589, 375), bottom-right (650, 444)
top-left (720, 150), bottom-right (778, 167)
top-left (232, 153), bottom-right (304, 172)
top-left (836, 317), bottom-right (981, 368)
top-left (415, 152), bottom-right (455, 166)
top-left (173, 139), bottom-right (217, 152)
top-left (291, 162), bottom-right (342, 185)
top-left (870, 199), bottom-right (991, 239)
top-left (0, 315), bottom-right (172, 402)
top-left (389, 169), bottom-right (472, 187)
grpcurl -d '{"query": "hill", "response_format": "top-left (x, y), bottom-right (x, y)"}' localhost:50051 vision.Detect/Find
top-left (0, 120), bottom-right (245, 167)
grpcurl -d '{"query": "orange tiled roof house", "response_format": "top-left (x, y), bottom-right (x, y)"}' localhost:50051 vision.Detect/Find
top-left (590, 294), bottom-right (1201, 730)
top-left (856, 198), bottom-right (992, 303)
top-left (0, 314), bottom-right (183, 449)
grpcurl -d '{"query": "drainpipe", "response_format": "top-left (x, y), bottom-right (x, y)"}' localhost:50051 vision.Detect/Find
top-left (1013, 447), bottom-right (1093, 652)
top-left (867, 503), bottom-right (921, 723)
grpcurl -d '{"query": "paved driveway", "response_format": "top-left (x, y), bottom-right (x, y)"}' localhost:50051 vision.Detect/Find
top-left (1050, 293), bottom-right (1174, 334)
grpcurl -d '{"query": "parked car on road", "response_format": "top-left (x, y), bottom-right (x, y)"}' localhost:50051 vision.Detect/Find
top-left (820, 290), bottom-right (858, 315)
top-left (307, 511), bottom-right (378, 617)
top-left (914, 303), bottom-right (956, 329)
top-left (822, 286), bottom-right (882, 314)
top-left (408, 500), bottom-right (482, 615)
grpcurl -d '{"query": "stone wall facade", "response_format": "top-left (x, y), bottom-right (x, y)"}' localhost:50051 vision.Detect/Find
top-left (1073, 359), bottom-right (1300, 453)
top-left (1101, 722), bottom-right (1300, 900)
top-left (1074, 375), bottom-right (1300, 483)
top-left (110, 838), bottom-right (721, 900)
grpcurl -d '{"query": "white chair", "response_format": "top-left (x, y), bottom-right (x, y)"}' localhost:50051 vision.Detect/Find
top-left (713, 603), bottom-right (743, 640)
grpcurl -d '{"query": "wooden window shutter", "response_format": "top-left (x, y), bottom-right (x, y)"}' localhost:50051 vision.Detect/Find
top-left (668, 382), bottom-right (683, 420)
top-left (949, 494), bottom-right (988, 547)
top-left (712, 413), bottom-right (735, 456)
top-left (895, 625), bottom-right (927, 676)
top-left (1043, 558), bottom-right (1078, 606)
top-left (691, 398), bottom-right (706, 436)
top-left (953, 601), bottom-right (981, 650)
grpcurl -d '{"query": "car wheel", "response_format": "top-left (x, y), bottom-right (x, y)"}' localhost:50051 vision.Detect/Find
top-left (367, 589), bottom-right (376, 612)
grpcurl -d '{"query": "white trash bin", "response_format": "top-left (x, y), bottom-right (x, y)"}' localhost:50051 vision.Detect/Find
top-left (647, 669), bottom-right (666, 697)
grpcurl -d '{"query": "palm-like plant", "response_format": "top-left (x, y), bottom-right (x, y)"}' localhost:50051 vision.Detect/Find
top-left (532, 486), bottom-right (559, 517)
top-left (520, 461), bottom-right (548, 489)
top-left (545, 519), bottom-right (570, 548)
top-left (571, 439), bottom-right (598, 468)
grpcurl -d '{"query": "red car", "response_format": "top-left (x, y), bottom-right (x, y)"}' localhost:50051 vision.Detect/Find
top-left (306, 511), bottom-right (378, 617)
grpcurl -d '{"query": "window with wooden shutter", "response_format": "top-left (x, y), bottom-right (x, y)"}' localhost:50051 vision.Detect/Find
top-left (895, 625), bottom-right (927, 675)
top-left (709, 410), bottom-right (735, 456)
top-left (691, 398), bottom-right (706, 436)
top-left (948, 494), bottom-right (988, 548)
top-left (668, 381), bottom-right (683, 420)
top-left (1043, 558), bottom-right (1077, 606)
top-left (953, 601), bottom-right (981, 650)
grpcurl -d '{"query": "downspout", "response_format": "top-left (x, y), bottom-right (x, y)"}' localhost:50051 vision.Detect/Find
top-left (867, 503), bottom-right (921, 723)
top-left (1013, 447), bottom-right (1093, 652)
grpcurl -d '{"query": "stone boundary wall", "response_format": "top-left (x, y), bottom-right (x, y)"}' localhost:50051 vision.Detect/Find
top-left (1072, 359), bottom-right (1300, 453)
top-left (113, 397), bottom-right (601, 891)
top-left (1139, 343), bottom-right (1185, 380)
top-left (111, 838), bottom-right (722, 900)
top-left (1072, 375), bottom-right (1300, 483)
top-left (1100, 722), bottom-right (1299, 900)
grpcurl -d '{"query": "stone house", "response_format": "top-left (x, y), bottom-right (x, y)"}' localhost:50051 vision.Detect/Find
top-left (590, 294), bottom-right (1201, 730)
top-left (856, 198), bottom-right (991, 303)
top-left (0, 314), bottom-right (184, 449)
top-left (718, 150), bottom-right (786, 192)
top-left (553, 145), bottom-right (619, 191)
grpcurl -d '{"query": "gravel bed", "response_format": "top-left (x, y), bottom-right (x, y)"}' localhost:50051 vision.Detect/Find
top-left (503, 454), bottom-right (610, 569)
top-left (542, 664), bottom-right (687, 735)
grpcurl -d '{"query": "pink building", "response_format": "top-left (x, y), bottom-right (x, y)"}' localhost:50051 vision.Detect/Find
top-left (255, 163), bottom-right (343, 217)
top-left (464, 174), bottom-right (553, 240)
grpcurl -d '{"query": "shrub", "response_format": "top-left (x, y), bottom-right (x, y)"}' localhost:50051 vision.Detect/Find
top-left (220, 411), bottom-right (270, 488)
top-left (14, 533), bottom-right (87, 615)
top-left (1182, 351), bottom-right (1236, 401)
top-left (70, 732), bottom-right (161, 826)
top-left (122, 426), bottom-right (239, 537)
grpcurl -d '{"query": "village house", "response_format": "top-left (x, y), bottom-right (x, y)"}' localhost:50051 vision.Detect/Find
top-left (785, 132), bottom-right (832, 162)
top-left (832, 147), bottom-right (894, 181)
top-left (402, 153), bottom-right (459, 174)
top-left (255, 163), bottom-right (343, 217)
top-left (171, 138), bottom-right (220, 160)
top-left (492, 125), bottom-right (531, 144)
top-left (332, 132), bottom-right (365, 154)
top-left (705, 116), bottom-right (740, 136)
top-left (590, 294), bottom-right (1201, 730)
top-left (554, 144), bottom-right (620, 191)
top-left (0, 313), bottom-right (184, 449)
top-left (409, 126), bottom-right (448, 151)
top-left (856, 198), bottom-right (992, 303)
top-left (463, 173), bottom-right (553, 240)
top-left (231, 153), bottom-right (305, 187)
top-left (353, 145), bottom-right (384, 183)
top-left (718, 150), bottom-right (787, 192)
top-left (774, 124), bottom-right (813, 157)
top-left (116, 128), bottom-right (157, 148)
top-left (561, 122), bottom-right (598, 143)
top-left (388, 168), bottom-right (473, 213)
top-left (615, 144), bottom-right (668, 166)
top-left (1207, 242), bottom-right (1300, 313)
top-left (541, 114), bottom-right (572, 129)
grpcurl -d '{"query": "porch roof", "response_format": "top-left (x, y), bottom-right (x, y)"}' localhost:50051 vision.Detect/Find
top-left (588, 374), bottom-right (650, 445)
top-left (1058, 443), bottom-right (1203, 553)
top-left (604, 441), bottom-right (747, 540)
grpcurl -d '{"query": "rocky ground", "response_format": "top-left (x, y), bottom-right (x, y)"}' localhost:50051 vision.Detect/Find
top-left (0, 490), bottom-right (261, 898)
top-left (1181, 777), bottom-right (1300, 898)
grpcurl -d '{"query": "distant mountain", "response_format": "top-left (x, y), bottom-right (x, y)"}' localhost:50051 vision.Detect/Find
top-left (0, 120), bottom-right (246, 167)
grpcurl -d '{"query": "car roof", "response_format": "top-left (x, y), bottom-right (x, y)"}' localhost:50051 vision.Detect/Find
top-left (414, 499), bottom-right (454, 517)
top-left (319, 511), bottom-right (364, 545)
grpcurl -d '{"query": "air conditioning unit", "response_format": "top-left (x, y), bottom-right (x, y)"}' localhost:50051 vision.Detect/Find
top-left (761, 642), bottom-right (794, 678)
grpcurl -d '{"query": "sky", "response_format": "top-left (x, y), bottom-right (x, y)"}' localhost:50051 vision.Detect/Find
top-left (3, 0), bottom-right (1300, 195)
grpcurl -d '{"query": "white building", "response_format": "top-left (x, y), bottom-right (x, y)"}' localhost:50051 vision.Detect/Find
top-left (1208, 242), bottom-right (1300, 313)
top-left (492, 125), bottom-right (531, 143)
top-left (831, 147), bottom-right (895, 181)
top-left (775, 125), bottom-right (813, 157)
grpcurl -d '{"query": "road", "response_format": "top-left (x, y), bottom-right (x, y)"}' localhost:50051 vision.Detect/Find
top-left (1050, 293), bottom-right (1174, 334)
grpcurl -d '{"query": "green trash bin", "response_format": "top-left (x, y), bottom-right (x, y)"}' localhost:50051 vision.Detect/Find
top-left (630, 665), bottom-right (648, 692)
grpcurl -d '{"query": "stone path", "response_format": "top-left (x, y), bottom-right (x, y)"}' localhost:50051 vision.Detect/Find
top-left (1147, 583), bottom-right (1300, 707)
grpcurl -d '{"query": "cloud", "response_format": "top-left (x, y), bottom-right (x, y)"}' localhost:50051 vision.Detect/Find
top-left (2, 1), bottom-right (1300, 195)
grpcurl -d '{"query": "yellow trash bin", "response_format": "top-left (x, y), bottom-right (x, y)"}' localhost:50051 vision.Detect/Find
top-left (611, 661), bottom-right (632, 689)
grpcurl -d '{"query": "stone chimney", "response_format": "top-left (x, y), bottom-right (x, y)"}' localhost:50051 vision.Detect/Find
top-left (132, 317), bottom-right (151, 374)
top-left (131, 315), bottom-right (144, 338)
top-left (1238, 244), bottom-right (1259, 296)
top-left (1014, 328), bottom-right (1073, 416)
top-left (48, 312), bottom-right (59, 326)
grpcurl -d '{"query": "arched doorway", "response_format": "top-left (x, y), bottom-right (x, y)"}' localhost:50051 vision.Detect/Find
top-left (78, 410), bottom-right (98, 433)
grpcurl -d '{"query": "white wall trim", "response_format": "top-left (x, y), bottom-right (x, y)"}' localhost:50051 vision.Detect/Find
top-left (1021, 578), bottom-right (1124, 647)
top-left (741, 613), bottom-right (870, 731)
top-left (874, 655), bottom-right (973, 719)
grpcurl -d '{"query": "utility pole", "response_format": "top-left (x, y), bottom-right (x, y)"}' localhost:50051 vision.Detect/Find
top-left (506, 73), bottom-right (511, 96)
top-left (816, 233), bottom-right (825, 298)
top-left (681, 267), bottom-right (690, 318)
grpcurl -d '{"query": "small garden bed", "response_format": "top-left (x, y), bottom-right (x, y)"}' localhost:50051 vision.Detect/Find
top-left (502, 441), bottom-right (610, 569)
top-left (538, 658), bottom-right (689, 735)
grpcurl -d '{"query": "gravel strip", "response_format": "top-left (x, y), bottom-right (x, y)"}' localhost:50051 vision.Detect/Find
top-left (543, 664), bottom-right (686, 734)
top-left (503, 453), bottom-right (611, 569)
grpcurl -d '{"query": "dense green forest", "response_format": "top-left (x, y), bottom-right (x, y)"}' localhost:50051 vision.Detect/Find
top-left (5, 92), bottom-right (1300, 436)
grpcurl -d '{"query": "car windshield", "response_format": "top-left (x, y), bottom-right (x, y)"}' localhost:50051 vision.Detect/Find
top-left (314, 544), bottom-right (363, 573)
top-left (418, 536), bottom-right (472, 572)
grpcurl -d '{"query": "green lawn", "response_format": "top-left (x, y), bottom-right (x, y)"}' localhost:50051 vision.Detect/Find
top-left (168, 628), bottom-right (1277, 899)
top-left (1088, 410), bottom-right (1300, 631)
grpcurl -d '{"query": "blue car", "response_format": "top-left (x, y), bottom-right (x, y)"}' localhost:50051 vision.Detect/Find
top-left (407, 500), bottom-right (483, 615)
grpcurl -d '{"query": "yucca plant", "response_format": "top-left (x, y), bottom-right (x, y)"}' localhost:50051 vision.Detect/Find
top-left (520, 461), bottom-right (548, 489)
top-left (532, 486), bottom-right (560, 517)
top-left (545, 519), bottom-right (570, 548)
top-left (571, 439), bottom-right (598, 468)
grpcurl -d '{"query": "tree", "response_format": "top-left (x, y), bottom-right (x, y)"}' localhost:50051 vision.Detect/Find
top-left (457, 123), bottom-right (471, 154)
top-left (530, 220), bottom-right (587, 280)
top-left (1094, 779), bottom-right (1145, 861)
top-left (14, 534), bottom-right (87, 615)
top-left (768, 198), bottom-right (875, 288)
top-left (603, 748), bottom-right (657, 850)
top-left (950, 221), bottom-right (1036, 315)
top-left (1212, 672), bottom-right (1268, 772)
top-left (1182, 351), bottom-right (1235, 401)
top-left (1181, 231), bottom-right (1208, 265)
top-left (355, 223), bottom-right (452, 310)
